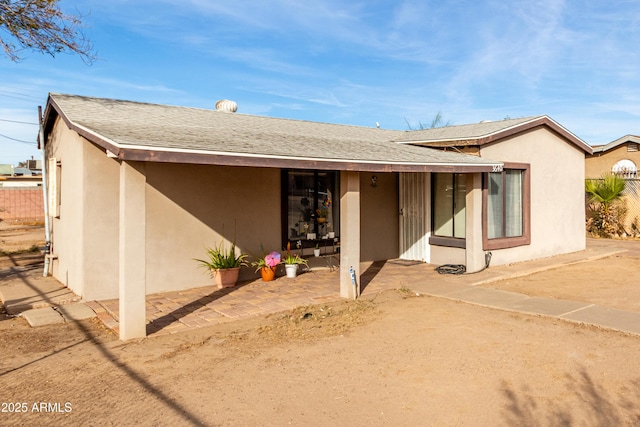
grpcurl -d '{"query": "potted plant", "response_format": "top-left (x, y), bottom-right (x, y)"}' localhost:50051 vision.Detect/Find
top-left (314, 242), bottom-right (321, 257)
top-left (282, 252), bottom-right (308, 278)
top-left (251, 250), bottom-right (281, 282)
top-left (316, 208), bottom-right (328, 223)
top-left (195, 242), bottom-right (247, 289)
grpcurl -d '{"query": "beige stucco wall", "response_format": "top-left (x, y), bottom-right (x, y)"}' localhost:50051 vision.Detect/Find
top-left (47, 117), bottom-right (283, 299)
top-left (144, 163), bottom-right (281, 294)
top-left (360, 172), bottom-right (399, 261)
top-left (46, 118), bottom-right (121, 300)
top-left (81, 139), bottom-right (119, 300)
top-left (480, 127), bottom-right (587, 265)
top-left (585, 145), bottom-right (640, 178)
top-left (47, 118), bottom-right (86, 297)
top-left (430, 245), bottom-right (465, 266)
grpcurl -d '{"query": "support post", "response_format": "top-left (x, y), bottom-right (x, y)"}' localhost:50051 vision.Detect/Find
top-left (465, 172), bottom-right (485, 273)
top-left (118, 161), bottom-right (147, 340)
top-left (340, 171), bottom-right (360, 299)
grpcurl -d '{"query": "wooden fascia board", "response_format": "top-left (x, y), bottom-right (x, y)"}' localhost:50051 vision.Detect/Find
top-left (44, 96), bottom-right (122, 157)
top-left (476, 117), bottom-right (593, 154)
top-left (117, 147), bottom-right (498, 173)
top-left (407, 117), bottom-right (593, 155)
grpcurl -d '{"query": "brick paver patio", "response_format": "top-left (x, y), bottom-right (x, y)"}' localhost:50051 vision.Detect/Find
top-left (87, 264), bottom-right (345, 337)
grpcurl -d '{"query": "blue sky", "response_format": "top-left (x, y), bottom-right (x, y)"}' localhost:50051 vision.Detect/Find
top-left (1, 0), bottom-right (640, 165)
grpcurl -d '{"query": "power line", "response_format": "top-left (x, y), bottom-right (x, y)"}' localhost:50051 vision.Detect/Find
top-left (0, 118), bottom-right (38, 125)
top-left (0, 88), bottom-right (42, 101)
top-left (0, 132), bottom-right (36, 145)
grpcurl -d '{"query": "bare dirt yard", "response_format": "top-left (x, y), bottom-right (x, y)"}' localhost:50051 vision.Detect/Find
top-left (2, 227), bottom-right (640, 426)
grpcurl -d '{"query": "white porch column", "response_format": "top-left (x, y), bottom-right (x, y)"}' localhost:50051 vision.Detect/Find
top-left (465, 172), bottom-right (484, 273)
top-left (340, 171), bottom-right (360, 299)
top-left (118, 161), bottom-right (147, 340)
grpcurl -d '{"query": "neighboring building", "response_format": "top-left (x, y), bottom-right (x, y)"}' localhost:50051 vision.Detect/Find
top-left (585, 135), bottom-right (640, 179)
top-left (0, 164), bottom-right (13, 176)
top-left (41, 93), bottom-right (592, 339)
top-left (585, 135), bottom-right (640, 234)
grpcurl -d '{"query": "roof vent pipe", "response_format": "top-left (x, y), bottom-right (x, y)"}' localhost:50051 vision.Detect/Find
top-left (215, 99), bottom-right (238, 113)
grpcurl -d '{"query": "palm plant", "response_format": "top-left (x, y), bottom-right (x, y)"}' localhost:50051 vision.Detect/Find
top-left (195, 242), bottom-right (247, 271)
top-left (585, 173), bottom-right (627, 236)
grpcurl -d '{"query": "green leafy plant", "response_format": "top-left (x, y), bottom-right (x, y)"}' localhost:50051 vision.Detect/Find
top-left (282, 252), bottom-right (308, 266)
top-left (585, 173), bottom-right (627, 237)
top-left (251, 250), bottom-right (281, 272)
top-left (195, 242), bottom-right (247, 271)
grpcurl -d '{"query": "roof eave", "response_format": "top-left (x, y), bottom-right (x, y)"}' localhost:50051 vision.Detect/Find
top-left (117, 146), bottom-right (501, 173)
top-left (42, 94), bottom-right (501, 173)
top-left (591, 135), bottom-right (640, 153)
top-left (43, 94), bottom-right (123, 157)
top-left (397, 116), bottom-right (593, 155)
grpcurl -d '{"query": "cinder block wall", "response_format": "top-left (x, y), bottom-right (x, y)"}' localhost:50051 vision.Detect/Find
top-left (0, 188), bottom-right (44, 223)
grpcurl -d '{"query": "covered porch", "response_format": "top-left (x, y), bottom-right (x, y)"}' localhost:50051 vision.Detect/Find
top-left (89, 257), bottom-right (441, 337)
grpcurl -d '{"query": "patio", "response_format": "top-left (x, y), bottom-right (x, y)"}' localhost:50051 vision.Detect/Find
top-left (85, 238), bottom-right (634, 338)
top-left (86, 256), bottom-right (437, 337)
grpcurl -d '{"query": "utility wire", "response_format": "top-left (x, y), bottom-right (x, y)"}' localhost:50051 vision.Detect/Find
top-left (0, 132), bottom-right (36, 144)
top-left (0, 118), bottom-right (38, 125)
top-left (0, 88), bottom-right (42, 101)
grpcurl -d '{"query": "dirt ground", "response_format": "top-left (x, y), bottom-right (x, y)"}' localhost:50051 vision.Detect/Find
top-left (2, 227), bottom-right (640, 426)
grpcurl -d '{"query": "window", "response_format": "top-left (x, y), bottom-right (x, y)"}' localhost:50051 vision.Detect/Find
top-left (48, 157), bottom-right (61, 218)
top-left (281, 170), bottom-right (339, 248)
top-left (483, 164), bottom-right (530, 250)
top-left (612, 159), bottom-right (637, 178)
top-left (431, 173), bottom-right (466, 247)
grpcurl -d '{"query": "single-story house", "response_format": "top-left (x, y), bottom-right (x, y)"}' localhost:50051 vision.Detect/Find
top-left (40, 93), bottom-right (592, 339)
top-left (585, 135), bottom-right (640, 179)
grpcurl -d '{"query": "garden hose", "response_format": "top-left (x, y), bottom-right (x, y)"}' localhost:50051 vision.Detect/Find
top-left (435, 252), bottom-right (492, 275)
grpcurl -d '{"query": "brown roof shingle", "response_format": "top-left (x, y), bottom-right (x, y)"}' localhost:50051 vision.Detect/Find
top-left (45, 93), bottom-right (506, 172)
top-left (44, 94), bottom-right (591, 171)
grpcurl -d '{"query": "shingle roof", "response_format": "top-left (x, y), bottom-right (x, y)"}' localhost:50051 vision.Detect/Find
top-left (591, 135), bottom-right (640, 154)
top-left (395, 115), bottom-right (592, 154)
top-left (395, 117), bottom-right (539, 144)
top-left (45, 93), bottom-right (504, 172)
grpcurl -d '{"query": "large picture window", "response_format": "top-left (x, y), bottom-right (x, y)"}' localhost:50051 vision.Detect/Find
top-left (483, 164), bottom-right (530, 250)
top-left (281, 170), bottom-right (339, 248)
top-left (431, 173), bottom-right (466, 246)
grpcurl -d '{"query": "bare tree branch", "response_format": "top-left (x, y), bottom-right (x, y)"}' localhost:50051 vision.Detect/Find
top-left (0, 0), bottom-right (95, 63)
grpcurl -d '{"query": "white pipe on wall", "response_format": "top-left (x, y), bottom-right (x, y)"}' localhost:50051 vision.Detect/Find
top-left (38, 106), bottom-right (51, 277)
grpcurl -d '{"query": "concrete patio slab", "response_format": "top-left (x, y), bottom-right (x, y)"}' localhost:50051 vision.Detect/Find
top-left (0, 271), bottom-right (80, 314)
top-left (505, 297), bottom-right (592, 317)
top-left (415, 281), bottom-right (478, 297)
top-left (442, 286), bottom-right (530, 308)
top-left (560, 305), bottom-right (640, 335)
top-left (56, 303), bottom-right (97, 321)
top-left (22, 307), bottom-right (65, 327)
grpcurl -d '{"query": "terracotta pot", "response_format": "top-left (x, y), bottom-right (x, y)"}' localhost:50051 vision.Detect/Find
top-left (260, 266), bottom-right (276, 282)
top-left (211, 267), bottom-right (240, 289)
